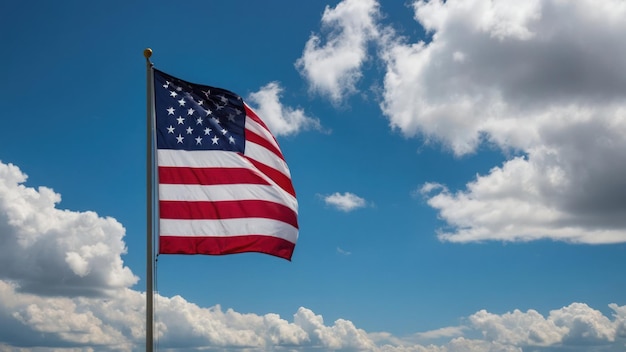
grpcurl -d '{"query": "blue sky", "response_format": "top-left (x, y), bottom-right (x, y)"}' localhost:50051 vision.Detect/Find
top-left (1, 0), bottom-right (626, 351)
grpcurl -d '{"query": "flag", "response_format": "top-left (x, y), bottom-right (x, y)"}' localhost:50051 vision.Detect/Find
top-left (152, 69), bottom-right (298, 261)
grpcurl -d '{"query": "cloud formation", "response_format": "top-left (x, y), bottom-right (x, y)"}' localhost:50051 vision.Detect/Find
top-left (380, 0), bottom-right (626, 153)
top-left (247, 82), bottom-right (322, 137)
top-left (2, 277), bottom-right (625, 351)
top-left (469, 303), bottom-right (620, 347)
top-left (388, 0), bottom-right (626, 244)
top-left (296, 0), bottom-right (380, 103)
top-left (0, 161), bottom-right (137, 297)
top-left (322, 192), bottom-right (369, 212)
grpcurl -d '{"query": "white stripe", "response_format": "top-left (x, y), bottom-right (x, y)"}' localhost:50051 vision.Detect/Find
top-left (160, 217), bottom-right (298, 243)
top-left (245, 113), bottom-right (281, 152)
top-left (158, 147), bottom-right (291, 180)
top-left (159, 183), bottom-right (298, 212)
top-left (157, 149), bottom-right (248, 168)
top-left (157, 148), bottom-right (292, 187)
top-left (244, 142), bottom-right (291, 178)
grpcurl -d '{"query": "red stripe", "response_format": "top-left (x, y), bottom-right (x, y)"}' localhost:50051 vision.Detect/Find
top-left (245, 156), bottom-right (296, 198)
top-left (159, 235), bottom-right (295, 261)
top-left (159, 199), bottom-right (299, 228)
top-left (246, 129), bottom-right (285, 161)
top-left (159, 166), bottom-right (270, 185)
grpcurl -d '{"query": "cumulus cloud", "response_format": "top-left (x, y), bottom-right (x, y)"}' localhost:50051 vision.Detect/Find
top-left (0, 161), bottom-right (137, 297)
top-left (384, 0), bottom-right (626, 244)
top-left (420, 141), bottom-right (626, 244)
top-left (380, 0), bottom-right (626, 153)
top-left (321, 192), bottom-right (369, 212)
top-left (0, 279), bottom-right (511, 352)
top-left (470, 308), bottom-right (566, 346)
top-left (0, 281), bottom-right (135, 350)
top-left (296, 0), bottom-right (380, 103)
top-left (247, 82), bottom-right (322, 136)
top-left (470, 303), bottom-right (620, 348)
top-left (6, 276), bottom-right (624, 351)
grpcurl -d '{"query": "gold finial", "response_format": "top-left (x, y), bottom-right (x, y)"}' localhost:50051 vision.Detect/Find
top-left (143, 48), bottom-right (153, 59)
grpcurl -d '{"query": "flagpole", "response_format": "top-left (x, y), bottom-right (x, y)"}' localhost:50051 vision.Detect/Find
top-left (144, 48), bottom-right (155, 352)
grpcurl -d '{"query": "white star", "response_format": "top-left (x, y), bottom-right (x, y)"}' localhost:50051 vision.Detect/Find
top-left (219, 95), bottom-right (228, 103)
top-left (176, 86), bottom-right (182, 92)
top-left (195, 136), bottom-right (202, 145)
top-left (186, 126), bottom-right (193, 134)
top-left (221, 128), bottom-right (228, 135)
top-left (212, 117), bottom-right (220, 124)
top-left (177, 116), bottom-right (185, 124)
top-left (176, 134), bottom-right (184, 143)
top-left (227, 113), bottom-right (235, 122)
top-left (197, 100), bottom-right (204, 106)
top-left (234, 108), bottom-right (242, 115)
top-left (215, 104), bottom-right (224, 111)
top-left (178, 98), bottom-right (186, 106)
top-left (187, 108), bottom-right (195, 116)
top-left (167, 125), bottom-right (175, 134)
top-left (204, 127), bottom-right (212, 135)
top-left (211, 136), bottom-right (219, 145)
top-left (202, 89), bottom-right (211, 98)
top-left (170, 91), bottom-right (178, 98)
top-left (166, 107), bottom-right (175, 115)
top-left (162, 81), bottom-right (170, 88)
top-left (196, 117), bottom-right (203, 125)
top-left (205, 109), bottom-right (212, 116)
top-left (228, 136), bottom-right (235, 144)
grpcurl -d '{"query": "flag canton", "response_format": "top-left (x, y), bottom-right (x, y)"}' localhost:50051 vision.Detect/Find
top-left (154, 69), bottom-right (246, 153)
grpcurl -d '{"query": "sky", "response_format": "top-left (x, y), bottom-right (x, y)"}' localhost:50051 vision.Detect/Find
top-left (1, 0), bottom-right (626, 351)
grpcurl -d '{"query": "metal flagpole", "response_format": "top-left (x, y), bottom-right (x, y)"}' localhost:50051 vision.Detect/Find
top-left (144, 48), bottom-right (155, 352)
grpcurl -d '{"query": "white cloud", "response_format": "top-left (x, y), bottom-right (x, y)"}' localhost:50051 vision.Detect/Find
top-left (549, 303), bottom-right (616, 345)
top-left (380, 0), bottom-right (626, 153)
top-left (294, 307), bottom-right (376, 350)
top-left (469, 303), bottom-right (619, 348)
top-left (382, 0), bottom-right (626, 244)
top-left (0, 280), bottom-right (135, 349)
top-left (322, 192), bottom-right (368, 212)
top-left (470, 308), bottom-right (566, 346)
top-left (420, 143), bottom-right (626, 244)
top-left (247, 82), bottom-right (322, 137)
top-left (337, 247), bottom-right (352, 256)
top-left (0, 161), bottom-right (137, 297)
top-left (611, 303), bottom-right (626, 338)
top-left (295, 0), bottom-right (380, 103)
top-left (414, 326), bottom-right (466, 341)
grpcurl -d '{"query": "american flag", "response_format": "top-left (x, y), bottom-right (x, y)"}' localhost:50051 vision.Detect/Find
top-left (153, 69), bottom-right (298, 261)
